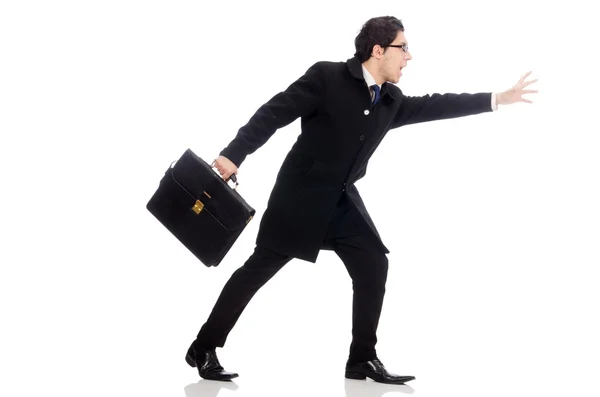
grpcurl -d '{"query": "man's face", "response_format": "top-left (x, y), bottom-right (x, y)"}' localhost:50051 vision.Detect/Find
top-left (380, 31), bottom-right (412, 83)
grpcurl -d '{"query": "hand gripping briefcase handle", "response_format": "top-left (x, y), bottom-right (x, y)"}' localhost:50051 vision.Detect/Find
top-left (209, 159), bottom-right (239, 189)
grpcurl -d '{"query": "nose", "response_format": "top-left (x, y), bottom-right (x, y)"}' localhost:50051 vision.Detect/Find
top-left (405, 51), bottom-right (412, 60)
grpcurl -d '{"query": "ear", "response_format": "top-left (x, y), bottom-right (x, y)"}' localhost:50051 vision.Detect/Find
top-left (371, 44), bottom-right (385, 59)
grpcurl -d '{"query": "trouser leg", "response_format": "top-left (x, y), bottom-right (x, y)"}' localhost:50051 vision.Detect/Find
top-left (334, 236), bottom-right (389, 363)
top-left (322, 194), bottom-right (389, 364)
top-left (191, 245), bottom-right (293, 353)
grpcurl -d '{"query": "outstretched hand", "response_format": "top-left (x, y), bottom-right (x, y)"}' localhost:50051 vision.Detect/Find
top-left (497, 71), bottom-right (538, 105)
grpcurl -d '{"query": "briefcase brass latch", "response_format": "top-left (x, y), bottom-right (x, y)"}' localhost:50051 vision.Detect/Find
top-left (192, 199), bottom-right (204, 214)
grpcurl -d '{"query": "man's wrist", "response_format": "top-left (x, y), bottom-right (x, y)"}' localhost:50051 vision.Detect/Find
top-left (495, 92), bottom-right (507, 106)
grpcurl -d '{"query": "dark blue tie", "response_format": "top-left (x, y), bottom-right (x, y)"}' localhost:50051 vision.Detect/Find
top-left (370, 84), bottom-right (380, 106)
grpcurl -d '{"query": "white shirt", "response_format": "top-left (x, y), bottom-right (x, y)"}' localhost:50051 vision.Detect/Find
top-left (361, 64), bottom-right (498, 111)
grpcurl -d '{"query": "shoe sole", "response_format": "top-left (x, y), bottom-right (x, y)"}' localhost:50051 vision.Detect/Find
top-left (345, 371), bottom-right (367, 380)
top-left (345, 370), bottom-right (415, 384)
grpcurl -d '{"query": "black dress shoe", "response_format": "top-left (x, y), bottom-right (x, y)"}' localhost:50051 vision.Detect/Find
top-left (345, 358), bottom-right (415, 384)
top-left (185, 347), bottom-right (238, 381)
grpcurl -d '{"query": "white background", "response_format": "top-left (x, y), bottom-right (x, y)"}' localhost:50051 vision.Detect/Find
top-left (1, 1), bottom-right (599, 396)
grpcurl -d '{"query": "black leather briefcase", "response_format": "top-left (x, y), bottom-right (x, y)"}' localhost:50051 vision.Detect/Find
top-left (146, 148), bottom-right (255, 267)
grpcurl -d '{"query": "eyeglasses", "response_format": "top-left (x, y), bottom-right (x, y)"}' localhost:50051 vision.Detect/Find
top-left (385, 44), bottom-right (409, 53)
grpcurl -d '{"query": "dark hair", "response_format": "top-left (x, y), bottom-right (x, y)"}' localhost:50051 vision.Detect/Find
top-left (354, 16), bottom-right (404, 62)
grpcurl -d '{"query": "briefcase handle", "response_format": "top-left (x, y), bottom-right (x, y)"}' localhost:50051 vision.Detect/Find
top-left (168, 159), bottom-right (240, 190)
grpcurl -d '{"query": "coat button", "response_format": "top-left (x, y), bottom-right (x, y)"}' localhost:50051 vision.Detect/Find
top-left (364, 109), bottom-right (370, 115)
top-left (359, 135), bottom-right (364, 141)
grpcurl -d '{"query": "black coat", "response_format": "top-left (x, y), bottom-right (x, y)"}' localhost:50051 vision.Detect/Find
top-left (220, 56), bottom-right (493, 263)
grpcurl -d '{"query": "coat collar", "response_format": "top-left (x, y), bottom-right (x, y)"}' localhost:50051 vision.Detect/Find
top-left (346, 56), bottom-right (398, 101)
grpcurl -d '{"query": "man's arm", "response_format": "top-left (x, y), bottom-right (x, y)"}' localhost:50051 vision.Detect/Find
top-left (390, 71), bottom-right (537, 129)
top-left (389, 91), bottom-right (494, 129)
top-left (218, 62), bottom-right (326, 168)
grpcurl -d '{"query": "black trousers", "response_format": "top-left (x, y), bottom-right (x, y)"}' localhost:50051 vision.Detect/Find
top-left (191, 194), bottom-right (389, 363)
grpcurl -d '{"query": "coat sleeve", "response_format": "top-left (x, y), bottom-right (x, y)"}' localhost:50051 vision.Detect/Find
top-left (219, 62), bottom-right (326, 167)
top-left (389, 91), bottom-right (494, 129)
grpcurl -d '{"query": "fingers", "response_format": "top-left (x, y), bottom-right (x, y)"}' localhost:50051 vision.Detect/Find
top-left (212, 157), bottom-right (238, 181)
top-left (212, 160), bottom-right (226, 179)
top-left (217, 167), bottom-right (238, 181)
top-left (212, 159), bottom-right (223, 174)
top-left (522, 89), bottom-right (538, 94)
top-left (222, 171), bottom-right (239, 181)
top-left (519, 71), bottom-right (532, 84)
top-left (523, 78), bottom-right (538, 88)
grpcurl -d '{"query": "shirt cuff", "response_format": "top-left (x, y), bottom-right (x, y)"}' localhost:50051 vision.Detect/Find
top-left (491, 93), bottom-right (498, 111)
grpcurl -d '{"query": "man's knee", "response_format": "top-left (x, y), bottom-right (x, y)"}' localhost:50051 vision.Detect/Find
top-left (241, 245), bottom-right (291, 273)
top-left (351, 253), bottom-right (388, 289)
top-left (372, 254), bottom-right (389, 283)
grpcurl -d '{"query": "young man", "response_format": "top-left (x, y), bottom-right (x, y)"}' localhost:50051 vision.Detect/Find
top-left (185, 16), bottom-right (537, 384)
